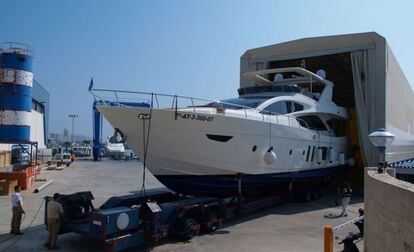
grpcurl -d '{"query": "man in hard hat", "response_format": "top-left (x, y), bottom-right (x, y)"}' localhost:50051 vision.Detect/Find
top-left (44, 193), bottom-right (65, 249)
top-left (10, 185), bottom-right (25, 235)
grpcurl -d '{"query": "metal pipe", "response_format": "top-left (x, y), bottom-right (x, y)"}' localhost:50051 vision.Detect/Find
top-left (331, 215), bottom-right (364, 232)
top-left (34, 179), bottom-right (54, 193)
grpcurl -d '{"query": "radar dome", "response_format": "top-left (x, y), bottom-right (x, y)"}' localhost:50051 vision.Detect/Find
top-left (273, 73), bottom-right (284, 82)
top-left (316, 69), bottom-right (326, 79)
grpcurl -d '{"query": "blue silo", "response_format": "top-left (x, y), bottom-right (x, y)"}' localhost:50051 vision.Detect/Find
top-left (0, 43), bottom-right (34, 143)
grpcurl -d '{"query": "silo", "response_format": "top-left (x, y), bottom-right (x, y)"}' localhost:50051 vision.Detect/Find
top-left (0, 42), bottom-right (34, 143)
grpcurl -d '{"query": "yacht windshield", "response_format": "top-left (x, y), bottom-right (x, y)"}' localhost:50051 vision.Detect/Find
top-left (205, 97), bottom-right (267, 109)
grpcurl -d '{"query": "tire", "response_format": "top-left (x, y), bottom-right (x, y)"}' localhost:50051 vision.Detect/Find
top-left (57, 162), bottom-right (61, 167)
top-left (47, 161), bottom-right (51, 166)
top-left (311, 187), bottom-right (319, 200)
top-left (305, 188), bottom-right (312, 202)
top-left (66, 163), bottom-right (70, 167)
top-left (176, 218), bottom-right (197, 240)
top-left (205, 212), bottom-right (219, 233)
top-left (319, 186), bottom-right (326, 197)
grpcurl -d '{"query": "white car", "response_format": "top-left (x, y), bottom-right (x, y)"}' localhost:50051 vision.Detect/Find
top-left (47, 153), bottom-right (72, 167)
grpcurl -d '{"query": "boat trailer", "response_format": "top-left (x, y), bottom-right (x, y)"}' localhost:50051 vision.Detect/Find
top-left (44, 187), bottom-right (286, 251)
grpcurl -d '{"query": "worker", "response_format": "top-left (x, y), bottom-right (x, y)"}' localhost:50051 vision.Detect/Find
top-left (340, 182), bottom-right (352, 217)
top-left (44, 193), bottom-right (65, 249)
top-left (10, 185), bottom-right (25, 235)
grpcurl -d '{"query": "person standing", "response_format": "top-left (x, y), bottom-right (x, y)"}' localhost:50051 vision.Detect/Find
top-left (11, 185), bottom-right (25, 235)
top-left (341, 182), bottom-right (352, 217)
top-left (44, 193), bottom-right (65, 249)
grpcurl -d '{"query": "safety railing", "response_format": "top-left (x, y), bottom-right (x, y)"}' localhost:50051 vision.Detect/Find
top-left (0, 42), bottom-right (35, 57)
top-left (324, 215), bottom-right (364, 252)
top-left (90, 88), bottom-right (309, 129)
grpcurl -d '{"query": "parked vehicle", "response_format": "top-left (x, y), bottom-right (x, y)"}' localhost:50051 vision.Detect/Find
top-left (124, 148), bottom-right (136, 160)
top-left (11, 145), bottom-right (30, 165)
top-left (38, 148), bottom-right (53, 163)
top-left (47, 153), bottom-right (72, 167)
top-left (72, 146), bottom-right (92, 157)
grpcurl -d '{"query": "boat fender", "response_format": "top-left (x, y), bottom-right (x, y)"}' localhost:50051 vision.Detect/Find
top-left (339, 152), bottom-right (345, 165)
top-left (264, 147), bottom-right (277, 164)
top-left (328, 147), bottom-right (335, 163)
top-left (316, 148), bottom-right (323, 164)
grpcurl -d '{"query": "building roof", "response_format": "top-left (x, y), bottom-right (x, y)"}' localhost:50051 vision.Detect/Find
top-left (241, 32), bottom-right (385, 61)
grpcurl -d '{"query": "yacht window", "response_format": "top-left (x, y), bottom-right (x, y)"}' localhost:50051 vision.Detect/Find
top-left (262, 101), bottom-right (304, 115)
top-left (262, 101), bottom-right (289, 115)
top-left (293, 102), bottom-right (304, 112)
top-left (206, 98), bottom-right (267, 109)
top-left (297, 115), bottom-right (327, 131)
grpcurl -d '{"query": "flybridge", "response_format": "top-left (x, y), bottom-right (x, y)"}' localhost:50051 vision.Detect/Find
top-left (239, 67), bottom-right (333, 102)
top-left (238, 84), bottom-right (318, 100)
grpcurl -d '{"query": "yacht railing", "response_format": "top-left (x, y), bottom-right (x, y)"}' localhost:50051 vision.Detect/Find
top-left (90, 88), bottom-right (309, 128)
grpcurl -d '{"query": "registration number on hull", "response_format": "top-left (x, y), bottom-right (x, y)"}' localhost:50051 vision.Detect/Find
top-left (176, 113), bottom-right (214, 122)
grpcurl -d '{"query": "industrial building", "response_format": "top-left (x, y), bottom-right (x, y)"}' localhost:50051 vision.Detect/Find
top-left (0, 43), bottom-right (50, 152)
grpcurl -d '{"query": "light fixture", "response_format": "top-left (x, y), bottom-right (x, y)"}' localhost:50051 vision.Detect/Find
top-left (368, 128), bottom-right (395, 173)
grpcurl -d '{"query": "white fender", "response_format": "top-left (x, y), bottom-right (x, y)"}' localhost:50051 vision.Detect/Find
top-left (264, 147), bottom-right (277, 164)
top-left (328, 147), bottom-right (335, 163)
top-left (316, 148), bottom-right (323, 164)
top-left (339, 152), bottom-right (345, 165)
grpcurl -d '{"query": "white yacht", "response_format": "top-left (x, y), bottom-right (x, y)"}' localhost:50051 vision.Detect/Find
top-left (105, 142), bottom-right (126, 160)
top-left (93, 67), bottom-right (351, 196)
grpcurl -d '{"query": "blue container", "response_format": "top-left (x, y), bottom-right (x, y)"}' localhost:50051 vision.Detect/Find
top-left (0, 45), bottom-right (33, 143)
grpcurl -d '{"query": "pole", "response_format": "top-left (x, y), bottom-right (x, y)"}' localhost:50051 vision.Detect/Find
top-left (378, 146), bottom-right (386, 173)
top-left (69, 114), bottom-right (78, 143)
top-left (324, 226), bottom-right (333, 252)
top-left (72, 116), bottom-right (74, 142)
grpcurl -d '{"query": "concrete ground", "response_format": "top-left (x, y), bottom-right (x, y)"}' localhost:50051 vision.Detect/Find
top-left (0, 159), bottom-right (363, 252)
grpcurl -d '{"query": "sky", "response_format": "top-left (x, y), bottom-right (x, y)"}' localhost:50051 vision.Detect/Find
top-left (1, 0), bottom-right (414, 139)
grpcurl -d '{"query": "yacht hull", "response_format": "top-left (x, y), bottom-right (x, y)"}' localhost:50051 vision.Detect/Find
top-left (156, 167), bottom-right (344, 196)
top-left (97, 105), bottom-right (347, 196)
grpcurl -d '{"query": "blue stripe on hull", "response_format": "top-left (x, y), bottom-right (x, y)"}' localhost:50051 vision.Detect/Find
top-left (0, 53), bottom-right (33, 71)
top-left (0, 125), bottom-right (30, 143)
top-left (155, 167), bottom-right (345, 197)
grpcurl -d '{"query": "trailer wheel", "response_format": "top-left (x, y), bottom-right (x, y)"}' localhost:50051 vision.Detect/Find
top-left (177, 218), bottom-right (197, 240)
top-left (205, 212), bottom-right (219, 233)
top-left (311, 187), bottom-right (319, 200)
top-left (305, 188), bottom-right (312, 202)
top-left (319, 186), bottom-right (326, 197)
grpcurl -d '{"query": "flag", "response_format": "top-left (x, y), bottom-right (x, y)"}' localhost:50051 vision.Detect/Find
top-left (88, 77), bottom-right (94, 91)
